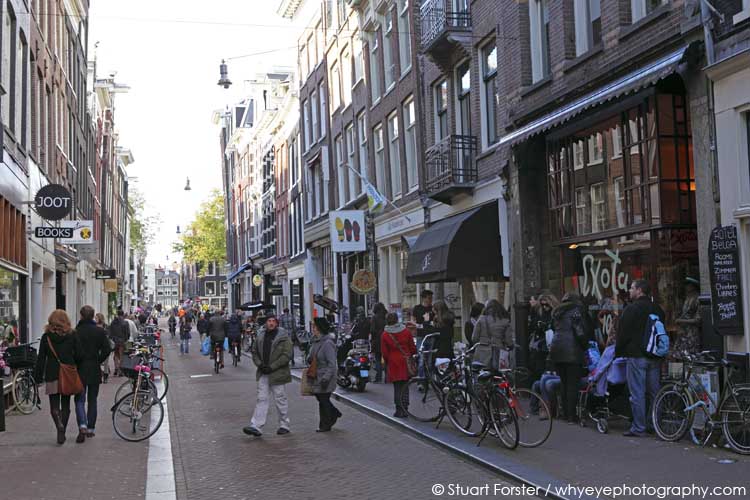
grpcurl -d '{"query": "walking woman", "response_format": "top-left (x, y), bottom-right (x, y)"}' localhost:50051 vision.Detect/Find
top-left (431, 301), bottom-right (456, 360)
top-left (370, 302), bottom-right (387, 383)
top-left (307, 317), bottom-right (341, 432)
top-left (95, 313), bottom-right (112, 384)
top-left (34, 310), bottom-right (81, 445)
top-left (381, 313), bottom-right (416, 418)
top-left (472, 299), bottom-right (514, 370)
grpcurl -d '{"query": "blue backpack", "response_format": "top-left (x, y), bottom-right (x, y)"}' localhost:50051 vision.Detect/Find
top-left (643, 313), bottom-right (669, 358)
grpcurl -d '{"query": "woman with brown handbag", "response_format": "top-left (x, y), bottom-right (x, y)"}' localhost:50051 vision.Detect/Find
top-left (34, 310), bottom-right (82, 445)
top-left (381, 313), bottom-right (417, 418)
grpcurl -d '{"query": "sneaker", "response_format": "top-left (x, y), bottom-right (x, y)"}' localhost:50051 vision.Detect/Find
top-left (242, 426), bottom-right (262, 437)
top-left (86, 430), bottom-right (96, 438)
top-left (276, 428), bottom-right (290, 435)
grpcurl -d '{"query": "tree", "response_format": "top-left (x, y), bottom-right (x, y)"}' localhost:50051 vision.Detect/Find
top-left (128, 187), bottom-right (158, 256)
top-left (173, 189), bottom-right (226, 273)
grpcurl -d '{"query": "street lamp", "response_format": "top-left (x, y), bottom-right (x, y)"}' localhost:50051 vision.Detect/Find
top-left (176, 225), bottom-right (181, 234)
top-left (217, 59), bottom-right (232, 89)
top-left (184, 177), bottom-right (192, 191)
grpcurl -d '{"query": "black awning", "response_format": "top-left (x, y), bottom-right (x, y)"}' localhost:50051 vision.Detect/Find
top-left (406, 203), bottom-right (501, 283)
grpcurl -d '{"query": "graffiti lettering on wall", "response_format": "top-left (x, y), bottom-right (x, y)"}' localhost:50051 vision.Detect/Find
top-left (581, 249), bottom-right (631, 301)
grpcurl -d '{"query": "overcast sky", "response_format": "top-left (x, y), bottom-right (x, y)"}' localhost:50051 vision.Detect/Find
top-left (89, 0), bottom-right (299, 269)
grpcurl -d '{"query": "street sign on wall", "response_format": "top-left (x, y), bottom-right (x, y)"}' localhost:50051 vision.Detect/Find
top-left (708, 225), bottom-right (744, 336)
top-left (33, 221), bottom-right (94, 244)
top-left (95, 269), bottom-right (116, 279)
top-left (34, 184), bottom-right (73, 221)
top-left (329, 210), bottom-right (366, 252)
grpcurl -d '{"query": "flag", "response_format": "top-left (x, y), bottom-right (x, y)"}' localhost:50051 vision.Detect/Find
top-left (365, 182), bottom-right (386, 214)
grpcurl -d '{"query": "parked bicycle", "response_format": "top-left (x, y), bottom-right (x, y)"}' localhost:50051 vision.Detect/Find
top-left (1, 342), bottom-right (41, 415)
top-left (114, 342), bottom-right (168, 404)
top-left (652, 350), bottom-right (750, 454)
top-left (111, 360), bottom-right (164, 442)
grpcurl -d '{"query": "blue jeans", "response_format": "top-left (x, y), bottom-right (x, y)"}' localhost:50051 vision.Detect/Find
top-left (74, 384), bottom-right (100, 430)
top-left (180, 337), bottom-right (190, 354)
top-left (626, 357), bottom-right (661, 434)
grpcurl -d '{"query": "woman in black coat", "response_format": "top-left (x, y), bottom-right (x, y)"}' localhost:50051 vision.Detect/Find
top-left (34, 309), bottom-right (81, 445)
top-left (432, 301), bottom-right (456, 360)
top-left (73, 306), bottom-right (112, 441)
top-left (370, 303), bottom-right (387, 383)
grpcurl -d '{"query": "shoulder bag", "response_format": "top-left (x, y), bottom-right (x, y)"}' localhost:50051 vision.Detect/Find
top-left (388, 332), bottom-right (417, 378)
top-left (47, 337), bottom-right (84, 396)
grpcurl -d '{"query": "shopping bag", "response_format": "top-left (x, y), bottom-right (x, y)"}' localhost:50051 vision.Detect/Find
top-left (201, 337), bottom-right (210, 356)
top-left (223, 338), bottom-right (229, 351)
top-left (300, 368), bottom-right (314, 396)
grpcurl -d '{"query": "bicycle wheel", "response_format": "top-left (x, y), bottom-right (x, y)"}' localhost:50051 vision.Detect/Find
top-left (403, 378), bottom-right (443, 422)
top-left (151, 369), bottom-right (169, 401)
top-left (721, 386), bottom-right (750, 455)
top-left (112, 390), bottom-right (164, 442)
top-left (488, 389), bottom-right (519, 450)
top-left (12, 370), bottom-right (38, 415)
top-left (512, 389), bottom-right (552, 448)
top-left (445, 386), bottom-right (483, 437)
top-left (652, 384), bottom-right (692, 442)
top-left (114, 379), bottom-right (134, 404)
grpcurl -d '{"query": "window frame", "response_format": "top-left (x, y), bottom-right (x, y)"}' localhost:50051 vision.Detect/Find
top-left (480, 38), bottom-right (499, 148)
top-left (434, 79), bottom-right (449, 142)
top-left (529, 0), bottom-right (551, 84)
top-left (388, 111), bottom-right (402, 199)
top-left (403, 97), bottom-right (418, 191)
top-left (374, 123), bottom-right (386, 195)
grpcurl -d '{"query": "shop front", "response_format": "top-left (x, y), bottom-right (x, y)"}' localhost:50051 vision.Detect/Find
top-left (0, 194), bottom-right (28, 343)
top-left (543, 81), bottom-right (700, 346)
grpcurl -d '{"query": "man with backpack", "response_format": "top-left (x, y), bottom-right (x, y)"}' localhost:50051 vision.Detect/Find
top-left (616, 279), bottom-right (666, 437)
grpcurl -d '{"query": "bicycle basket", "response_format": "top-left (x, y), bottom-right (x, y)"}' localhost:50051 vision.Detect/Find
top-left (5, 345), bottom-right (38, 369)
top-left (120, 354), bottom-right (145, 379)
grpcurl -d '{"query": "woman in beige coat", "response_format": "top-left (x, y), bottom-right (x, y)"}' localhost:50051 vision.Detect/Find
top-left (471, 299), bottom-right (513, 369)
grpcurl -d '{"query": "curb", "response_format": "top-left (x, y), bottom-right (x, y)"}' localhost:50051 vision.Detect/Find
top-left (289, 371), bottom-right (592, 500)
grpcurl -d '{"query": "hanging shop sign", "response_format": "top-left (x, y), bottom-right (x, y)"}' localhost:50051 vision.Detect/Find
top-left (329, 210), bottom-right (366, 253)
top-left (268, 284), bottom-right (283, 296)
top-left (708, 225), bottom-right (744, 336)
top-left (95, 269), bottom-right (117, 280)
top-left (350, 269), bottom-right (377, 295)
top-left (104, 279), bottom-right (119, 293)
top-left (33, 221), bottom-right (94, 244)
top-left (34, 184), bottom-right (73, 221)
top-left (252, 274), bottom-right (263, 287)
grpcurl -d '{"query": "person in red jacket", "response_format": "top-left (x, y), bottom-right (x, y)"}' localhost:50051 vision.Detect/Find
top-left (381, 312), bottom-right (417, 418)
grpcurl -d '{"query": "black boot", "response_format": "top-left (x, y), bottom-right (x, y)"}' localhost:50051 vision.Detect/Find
top-left (51, 410), bottom-right (65, 445)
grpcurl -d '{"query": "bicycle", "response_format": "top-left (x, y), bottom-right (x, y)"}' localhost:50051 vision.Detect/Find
top-left (652, 350), bottom-right (750, 454)
top-left (111, 362), bottom-right (165, 442)
top-left (230, 339), bottom-right (241, 367)
top-left (114, 343), bottom-right (168, 404)
top-left (2, 342), bottom-right (41, 415)
top-left (401, 333), bottom-right (446, 423)
top-left (214, 342), bottom-right (223, 374)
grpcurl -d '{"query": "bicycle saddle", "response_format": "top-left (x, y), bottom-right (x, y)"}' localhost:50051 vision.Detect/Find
top-left (471, 361), bottom-right (486, 372)
top-left (477, 370), bottom-right (493, 383)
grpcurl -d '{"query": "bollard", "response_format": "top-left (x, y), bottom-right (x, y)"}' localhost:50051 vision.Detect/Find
top-left (0, 376), bottom-right (5, 432)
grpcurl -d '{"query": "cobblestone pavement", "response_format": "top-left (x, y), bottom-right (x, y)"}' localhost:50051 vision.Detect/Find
top-left (0, 361), bottom-right (149, 500)
top-left (164, 330), bottom-right (533, 500)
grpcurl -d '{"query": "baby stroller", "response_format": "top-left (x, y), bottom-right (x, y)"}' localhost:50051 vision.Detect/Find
top-left (577, 345), bottom-right (630, 434)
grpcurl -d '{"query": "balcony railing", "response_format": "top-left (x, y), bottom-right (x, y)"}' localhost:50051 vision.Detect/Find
top-left (424, 135), bottom-right (478, 203)
top-left (421, 0), bottom-right (471, 51)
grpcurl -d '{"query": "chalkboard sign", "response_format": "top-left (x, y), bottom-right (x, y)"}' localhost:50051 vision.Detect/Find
top-left (708, 225), bottom-right (744, 336)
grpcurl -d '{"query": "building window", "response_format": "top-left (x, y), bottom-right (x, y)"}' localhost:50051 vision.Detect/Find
top-left (207, 262), bottom-right (215, 275)
top-left (346, 124), bottom-right (360, 201)
top-left (357, 112), bottom-right (368, 190)
top-left (590, 182), bottom-right (606, 232)
top-left (303, 100), bottom-right (311, 150)
top-left (529, 0), bottom-right (551, 83)
top-left (388, 112), bottom-right (402, 199)
top-left (2, 5), bottom-right (17, 133)
top-left (315, 21), bottom-right (324, 66)
top-left (574, 0), bottom-right (601, 56)
top-left (575, 188), bottom-right (589, 235)
top-left (206, 282), bottom-right (216, 296)
top-left (374, 124), bottom-right (386, 195)
top-left (398, 0), bottom-right (411, 75)
top-left (299, 43), bottom-right (308, 79)
top-left (631, 0), bottom-right (666, 23)
top-left (383, 11), bottom-right (395, 89)
top-left (481, 40), bottom-right (498, 147)
top-left (353, 31), bottom-right (364, 84)
top-left (435, 80), bottom-right (448, 142)
top-left (456, 61), bottom-right (471, 136)
top-left (614, 177), bottom-right (626, 228)
top-left (341, 46), bottom-right (352, 106)
top-left (311, 91), bottom-right (319, 143)
top-left (319, 84), bottom-right (327, 138)
top-left (369, 31), bottom-right (381, 103)
top-left (403, 97), bottom-right (418, 190)
top-left (330, 63), bottom-right (341, 112)
top-left (336, 134), bottom-right (347, 207)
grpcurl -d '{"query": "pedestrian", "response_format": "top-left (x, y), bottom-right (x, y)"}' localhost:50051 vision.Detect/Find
top-left (306, 317), bottom-right (341, 432)
top-left (244, 314), bottom-right (292, 437)
top-left (125, 314), bottom-right (139, 343)
top-left (549, 292), bottom-right (591, 423)
top-left (278, 308), bottom-right (297, 366)
top-left (168, 312), bottom-right (177, 338)
top-left (197, 313), bottom-right (208, 342)
top-left (472, 299), bottom-right (513, 370)
top-left (226, 310), bottom-right (243, 361)
top-left (351, 306), bottom-right (370, 341)
top-left (528, 294), bottom-right (558, 383)
top-left (464, 302), bottom-right (484, 348)
top-left (431, 300), bottom-right (456, 360)
top-left (34, 310), bottom-right (81, 445)
top-left (208, 310), bottom-right (227, 367)
top-left (73, 306), bottom-right (111, 442)
top-left (381, 312), bottom-right (416, 418)
top-left (413, 290), bottom-right (435, 377)
top-left (95, 313), bottom-right (111, 384)
top-left (370, 302), bottom-right (387, 383)
top-left (180, 315), bottom-right (193, 355)
top-left (108, 310), bottom-right (129, 377)
top-left (616, 279), bottom-right (665, 437)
